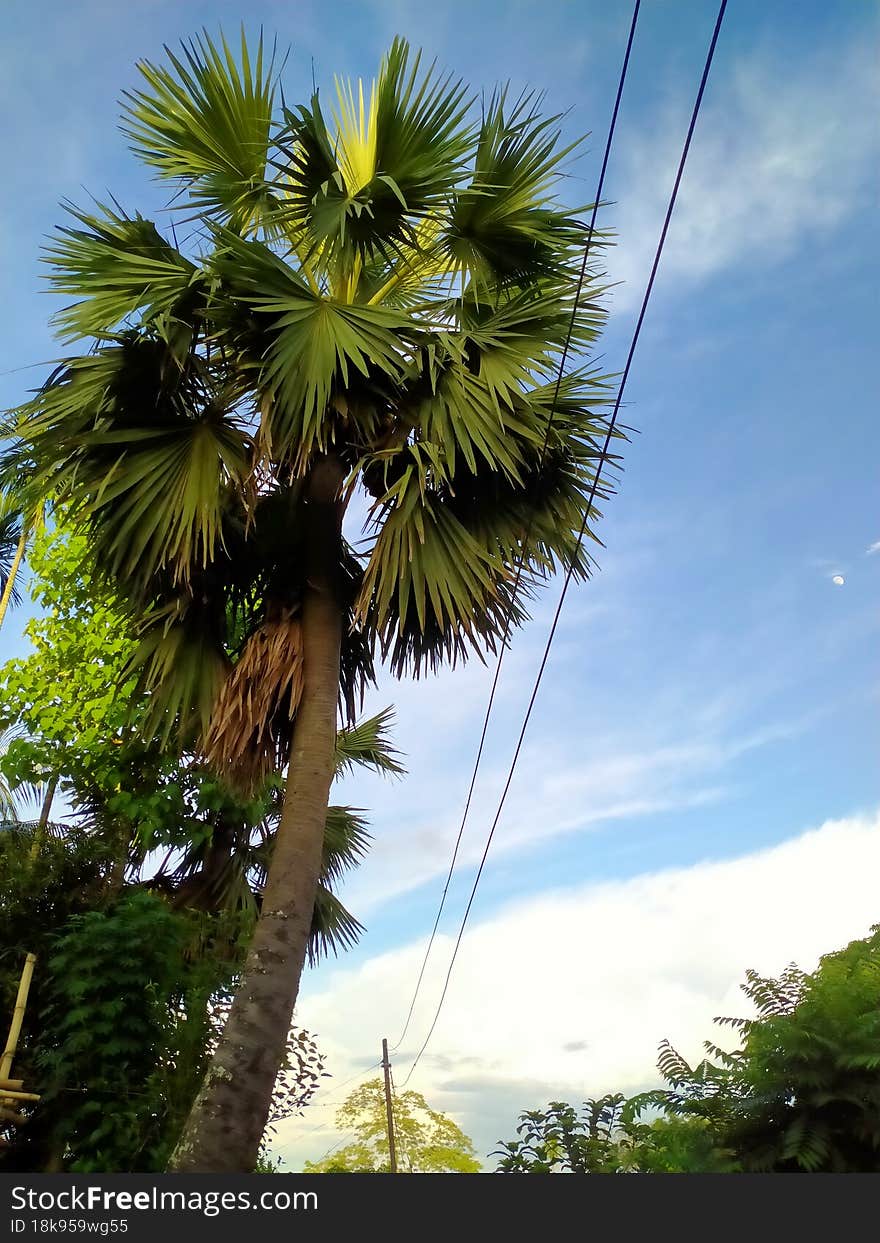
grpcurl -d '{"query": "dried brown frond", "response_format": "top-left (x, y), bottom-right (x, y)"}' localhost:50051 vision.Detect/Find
top-left (202, 611), bottom-right (304, 792)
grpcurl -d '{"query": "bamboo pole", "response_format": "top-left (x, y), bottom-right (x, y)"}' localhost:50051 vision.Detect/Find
top-left (0, 953), bottom-right (37, 1080)
top-left (0, 1079), bottom-right (23, 1091)
top-left (0, 1088), bottom-right (40, 1103)
top-left (0, 521), bottom-right (28, 633)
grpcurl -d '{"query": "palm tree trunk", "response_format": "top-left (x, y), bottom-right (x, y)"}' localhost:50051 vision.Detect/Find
top-left (169, 459), bottom-right (344, 1173)
top-left (0, 521), bottom-right (29, 632)
top-left (28, 775), bottom-right (58, 863)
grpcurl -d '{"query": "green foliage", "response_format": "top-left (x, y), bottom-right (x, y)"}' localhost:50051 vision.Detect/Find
top-left (0, 822), bottom-right (112, 1055)
top-left (494, 1098), bottom-right (625, 1173)
top-left (495, 926), bottom-right (880, 1174)
top-left (623, 1115), bottom-right (733, 1173)
top-left (35, 891), bottom-right (186, 1171)
top-left (1, 870), bottom-right (328, 1172)
top-left (304, 1078), bottom-right (480, 1173)
top-left (492, 1096), bottom-right (731, 1174)
top-left (121, 30), bottom-right (277, 230)
top-left (0, 817), bottom-right (114, 1168)
top-left (657, 927), bottom-right (880, 1172)
top-left (44, 202), bottom-right (201, 345)
top-left (0, 522), bottom-right (137, 792)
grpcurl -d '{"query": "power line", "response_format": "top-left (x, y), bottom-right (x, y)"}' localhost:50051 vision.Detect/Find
top-left (293, 1054), bottom-right (393, 1170)
top-left (400, 0), bottom-right (729, 1088)
top-left (390, 0), bottom-right (643, 1053)
top-left (317, 1058), bottom-right (383, 1104)
top-left (310, 1127), bottom-right (359, 1167)
top-left (284, 1058), bottom-right (382, 1147)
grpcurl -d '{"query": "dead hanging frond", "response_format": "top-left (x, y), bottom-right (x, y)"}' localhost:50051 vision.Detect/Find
top-left (202, 611), bottom-right (304, 791)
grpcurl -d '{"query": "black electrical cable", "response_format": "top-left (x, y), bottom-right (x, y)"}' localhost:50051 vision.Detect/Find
top-left (401, 0), bottom-right (728, 1087)
top-left (390, 0), bottom-right (643, 1053)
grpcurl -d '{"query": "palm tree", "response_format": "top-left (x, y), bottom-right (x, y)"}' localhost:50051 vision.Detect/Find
top-left (5, 32), bottom-right (619, 1170)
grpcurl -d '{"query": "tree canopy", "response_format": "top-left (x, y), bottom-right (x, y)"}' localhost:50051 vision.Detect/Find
top-left (304, 1078), bottom-right (480, 1173)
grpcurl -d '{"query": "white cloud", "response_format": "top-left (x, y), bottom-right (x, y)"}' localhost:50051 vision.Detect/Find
top-left (334, 653), bottom-right (808, 914)
top-left (867, 541), bottom-right (880, 556)
top-left (608, 42), bottom-right (879, 308)
top-left (279, 808), bottom-right (880, 1169)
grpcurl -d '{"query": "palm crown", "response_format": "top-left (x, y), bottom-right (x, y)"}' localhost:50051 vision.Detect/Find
top-left (9, 31), bottom-right (616, 771)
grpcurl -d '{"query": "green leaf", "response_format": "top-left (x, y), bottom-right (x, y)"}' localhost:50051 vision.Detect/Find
top-left (120, 29), bottom-right (276, 229)
top-left (443, 87), bottom-right (588, 289)
top-left (44, 202), bottom-right (200, 342)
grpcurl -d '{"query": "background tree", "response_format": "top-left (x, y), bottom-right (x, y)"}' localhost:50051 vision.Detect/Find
top-left (493, 925), bottom-right (880, 1174)
top-left (0, 864), bottom-right (328, 1172)
top-left (6, 30), bottom-right (616, 1170)
top-left (0, 818), bottom-right (113, 1166)
top-left (303, 1078), bottom-right (480, 1173)
top-left (653, 926), bottom-right (880, 1172)
top-left (492, 1096), bottom-right (731, 1173)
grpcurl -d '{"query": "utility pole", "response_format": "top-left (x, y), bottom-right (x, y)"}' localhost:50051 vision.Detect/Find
top-left (381, 1038), bottom-right (398, 1173)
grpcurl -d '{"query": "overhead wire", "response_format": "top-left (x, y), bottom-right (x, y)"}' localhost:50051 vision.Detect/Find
top-left (390, 0), bottom-right (644, 1052)
top-left (400, 0), bottom-right (729, 1088)
top-left (282, 1058), bottom-right (382, 1149)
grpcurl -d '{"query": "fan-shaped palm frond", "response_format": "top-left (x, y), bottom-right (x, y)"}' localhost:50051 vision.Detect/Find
top-left (280, 38), bottom-right (473, 275)
top-left (44, 201), bottom-right (202, 343)
top-left (441, 87), bottom-right (586, 290)
top-left (308, 886), bottom-right (365, 965)
top-left (334, 707), bottom-right (404, 779)
top-left (121, 29), bottom-right (277, 230)
top-left (18, 337), bottom-right (254, 601)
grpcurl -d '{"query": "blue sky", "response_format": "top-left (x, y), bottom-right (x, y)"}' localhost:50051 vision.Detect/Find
top-left (2, 1), bottom-right (878, 1167)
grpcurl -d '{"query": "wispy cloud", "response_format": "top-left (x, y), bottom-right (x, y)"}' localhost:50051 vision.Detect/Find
top-left (281, 809), bottom-right (880, 1168)
top-left (335, 676), bottom-right (809, 914)
top-left (608, 41), bottom-right (879, 308)
top-left (867, 541), bottom-right (880, 556)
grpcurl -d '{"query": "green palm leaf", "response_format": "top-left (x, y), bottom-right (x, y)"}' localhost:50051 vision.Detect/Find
top-left (211, 232), bottom-right (415, 461)
top-left (443, 88), bottom-right (586, 289)
top-left (335, 707), bottom-right (404, 778)
top-left (23, 337), bottom-right (252, 594)
top-left (44, 202), bottom-right (201, 342)
top-left (308, 887), bottom-right (365, 964)
top-left (358, 489), bottom-right (526, 674)
top-left (121, 28), bottom-right (276, 229)
top-left (127, 602), bottom-right (229, 743)
top-left (278, 38), bottom-right (472, 272)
